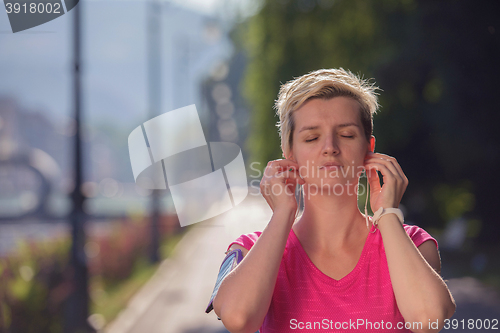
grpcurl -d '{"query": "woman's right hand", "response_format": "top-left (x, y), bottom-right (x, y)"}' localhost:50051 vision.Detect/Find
top-left (215, 165), bottom-right (303, 332)
top-left (260, 159), bottom-right (305, 213)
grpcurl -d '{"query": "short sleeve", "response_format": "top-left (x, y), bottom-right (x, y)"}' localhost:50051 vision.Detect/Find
top-left (226, 231), bottom-right (262, 252)
top-left (403, 224), bottom-right (439, 250)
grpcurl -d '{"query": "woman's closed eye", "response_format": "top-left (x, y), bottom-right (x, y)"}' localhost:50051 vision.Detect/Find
top-left (306, 135), bottom-right (353, 142)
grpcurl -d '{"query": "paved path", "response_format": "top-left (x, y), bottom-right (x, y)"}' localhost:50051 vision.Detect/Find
top-left (443, 277), bottom-right (500, 332)
top-left (105, 194), bottom-right (500, 333)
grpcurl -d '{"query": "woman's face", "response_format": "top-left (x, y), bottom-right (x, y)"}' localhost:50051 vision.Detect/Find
top-left (289, 96), bottom-right (375, 195)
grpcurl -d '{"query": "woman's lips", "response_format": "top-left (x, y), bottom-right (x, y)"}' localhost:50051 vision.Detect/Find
top-left (319, 164), bottom-right (341, 170)
top-left (320, 165), bottom-right (340, 170)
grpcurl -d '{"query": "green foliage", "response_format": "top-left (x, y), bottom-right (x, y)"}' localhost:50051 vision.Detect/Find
top-left (433, 182), bottom-right (475, 221)
top-left (239, 0), bottom-right (416, 171)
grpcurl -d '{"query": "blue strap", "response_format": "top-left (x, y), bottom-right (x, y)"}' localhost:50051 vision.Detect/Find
top-left (205, 248), bottom-right (244, 314)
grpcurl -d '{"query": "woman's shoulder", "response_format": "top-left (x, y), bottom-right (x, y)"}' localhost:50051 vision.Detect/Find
top-left (226, 231), bottom-right (263, 252)
top-left (403, 223), bottom-right (439, 250)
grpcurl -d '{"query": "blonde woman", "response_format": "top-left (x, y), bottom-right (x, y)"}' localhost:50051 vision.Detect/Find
top-left (207, 69), bottom-right (456, 333)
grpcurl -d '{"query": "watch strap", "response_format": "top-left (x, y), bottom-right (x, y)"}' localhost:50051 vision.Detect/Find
top-left (372, 207), bottom-right (404, 227)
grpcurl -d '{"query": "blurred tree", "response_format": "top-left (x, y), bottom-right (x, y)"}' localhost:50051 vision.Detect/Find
top-left (235, 0), bottom-right (500, 243)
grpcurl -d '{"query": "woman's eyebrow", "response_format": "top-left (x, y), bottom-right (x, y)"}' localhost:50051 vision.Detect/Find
top-left (298, 125), bottom-right (319, 133)
top-left (338, 122), bottom-right (360, 128)
top-left (298, 123), bottom-right (359, 133)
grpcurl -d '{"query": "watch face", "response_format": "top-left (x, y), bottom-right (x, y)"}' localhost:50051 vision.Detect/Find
top-left (205, 248), bottom-right (243, 313)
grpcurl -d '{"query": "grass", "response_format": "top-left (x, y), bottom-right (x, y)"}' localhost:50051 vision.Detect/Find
top-left (89, 231), bottom-right (186, 329)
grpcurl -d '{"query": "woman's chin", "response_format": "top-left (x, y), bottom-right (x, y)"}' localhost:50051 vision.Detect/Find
top-left (302, 179), bottom-right (358, 197)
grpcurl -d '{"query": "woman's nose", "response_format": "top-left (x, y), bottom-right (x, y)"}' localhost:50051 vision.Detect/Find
top-left (322, 137), bottom-right (339, 155)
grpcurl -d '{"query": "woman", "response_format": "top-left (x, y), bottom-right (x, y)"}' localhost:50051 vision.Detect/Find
top-left (208, 68), bottom-right (456, 333)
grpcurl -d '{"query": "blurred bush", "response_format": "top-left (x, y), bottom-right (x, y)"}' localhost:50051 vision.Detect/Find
top-left (0, 214), bottom-right (181, 333)
top-left (0, 238), bottom-right (70, 333)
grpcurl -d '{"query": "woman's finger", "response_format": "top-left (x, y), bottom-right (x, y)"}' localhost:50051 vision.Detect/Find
top-left (274, 169), bottom-right (305, 184)
top-left (364, 164), bottom-right (382, 192)
top-left (366, 153), bottom-right (407, 184)
top-left (365, 161), bottom-right (406, 201)
top-left (268, 159), bottom-right (300, 174)
top-left (365, 161), bottom-right (398, 183)
top-left (364, 161), bottom-right (401, 191)
top-left (365, 156), bottom-right (404, 185)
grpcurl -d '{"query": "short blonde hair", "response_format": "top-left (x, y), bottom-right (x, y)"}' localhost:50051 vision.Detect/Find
top-left (275, 68), bottom-right (380, 158)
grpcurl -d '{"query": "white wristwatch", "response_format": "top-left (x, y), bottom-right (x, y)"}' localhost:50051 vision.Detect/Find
top-left (371, 207), bottom-right (404, 227)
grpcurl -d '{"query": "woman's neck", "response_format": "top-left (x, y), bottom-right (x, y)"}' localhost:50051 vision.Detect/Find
top-left (292, 189), bottom-right (368, 255)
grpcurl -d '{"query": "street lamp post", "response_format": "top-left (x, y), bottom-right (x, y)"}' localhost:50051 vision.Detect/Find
top-left (65, 0), bottom-right (94, 331)
top-left (148, 0), bottom-right (162, 263)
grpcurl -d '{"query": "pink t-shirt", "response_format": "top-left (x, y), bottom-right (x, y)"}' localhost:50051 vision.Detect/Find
top-left (227, 224), bottom-right (438, 333)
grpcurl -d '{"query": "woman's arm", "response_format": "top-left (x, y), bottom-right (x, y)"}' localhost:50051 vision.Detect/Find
top-left (364, 152), bottom-right (455, 333)
top-left (417, 239), bottom-right (442, 275)
top-left (212, 207), bottom-right (295, 333)
top-left (212, 159), bottom-right (304, 333)
top-left (378, 216), bottom-right (456, 333)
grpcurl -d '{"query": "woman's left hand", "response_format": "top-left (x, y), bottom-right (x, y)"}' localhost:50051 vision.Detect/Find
top-left (364, 152), bottom-right (408, 212)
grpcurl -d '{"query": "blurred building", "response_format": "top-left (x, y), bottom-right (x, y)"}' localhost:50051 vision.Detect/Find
top-left (0, 1), bottom-right (240, 221)
top-left (0, 97), bottom-right (65, 218)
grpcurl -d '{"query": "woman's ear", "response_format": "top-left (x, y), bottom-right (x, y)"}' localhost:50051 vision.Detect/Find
top-left (369, 136), bottom-right (375, 153)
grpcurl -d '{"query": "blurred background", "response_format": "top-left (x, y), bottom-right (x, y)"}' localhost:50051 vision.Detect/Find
top-left (0, 0), bottom-right (499, 332)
